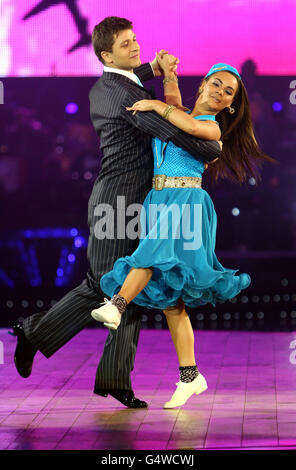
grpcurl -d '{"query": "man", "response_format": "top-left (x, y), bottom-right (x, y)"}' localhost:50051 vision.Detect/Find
top-left (12, 16), bottom-right (220, 408)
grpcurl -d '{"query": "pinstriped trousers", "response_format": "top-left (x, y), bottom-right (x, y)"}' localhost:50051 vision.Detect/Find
top-left (22, 178), bottom-right (148, 392)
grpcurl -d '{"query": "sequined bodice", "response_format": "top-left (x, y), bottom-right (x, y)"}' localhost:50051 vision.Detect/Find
top-left (152, 114), bottom-right (218, 178)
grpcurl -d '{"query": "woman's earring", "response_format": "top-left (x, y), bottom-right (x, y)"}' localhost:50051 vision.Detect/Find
top-left (228, 106), bottom-right (235, 114)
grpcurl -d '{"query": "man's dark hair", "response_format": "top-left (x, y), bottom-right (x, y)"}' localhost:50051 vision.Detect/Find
top-left (92, 16), bottom-right (133, 64)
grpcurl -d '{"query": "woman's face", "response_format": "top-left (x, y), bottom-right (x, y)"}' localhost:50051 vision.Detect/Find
top-left (198, 71), bottom-right (239, 112)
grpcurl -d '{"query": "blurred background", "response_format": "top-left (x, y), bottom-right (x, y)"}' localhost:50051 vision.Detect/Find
top-left (0, 0), bottom-right (296, 331)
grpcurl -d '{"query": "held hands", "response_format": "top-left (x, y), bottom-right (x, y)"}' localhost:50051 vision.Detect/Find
top-left (157, 52), bottom-right (179, 77)
top-left (130, 50), bottom-right (179, 116)
top-left (151, 50), bottom-right (179, 76)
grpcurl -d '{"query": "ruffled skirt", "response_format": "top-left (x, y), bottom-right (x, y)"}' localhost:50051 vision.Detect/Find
top-left (100, 187), bottom-right (251, 309)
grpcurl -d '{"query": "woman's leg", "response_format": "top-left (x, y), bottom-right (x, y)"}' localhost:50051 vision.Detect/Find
top-left (162, 299), bottom-right (207, 408)
top-left (91, 267), bottom-right (153, 327)
top-left (163, 299), bottom-right (196, 367)
top-left (118, 267), bottom-right (153, 304)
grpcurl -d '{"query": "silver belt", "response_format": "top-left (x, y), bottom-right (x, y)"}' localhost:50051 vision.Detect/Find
top-left (152, 174), bottom-right (202, 190)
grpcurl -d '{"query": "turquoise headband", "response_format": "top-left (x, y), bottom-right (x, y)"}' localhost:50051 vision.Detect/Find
top-left (205, 63), bottom-right (241, 79)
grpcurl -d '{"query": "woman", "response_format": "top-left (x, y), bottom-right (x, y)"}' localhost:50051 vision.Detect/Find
top-left (91, 59), bottom-right (273, 408)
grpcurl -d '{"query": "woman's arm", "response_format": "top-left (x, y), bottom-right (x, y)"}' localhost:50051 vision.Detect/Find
top-left (126, 99), bottom-right (221, 141)
top-left (163, 73), bottom-right (183, 107)
top-left (157, 53), bottom-right (187, 109)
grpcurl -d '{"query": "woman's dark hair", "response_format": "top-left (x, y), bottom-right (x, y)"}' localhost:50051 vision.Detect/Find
top-left (198, 72), bottom-right (277, 185)
top-left (92, 16), bottom-right (133, 64)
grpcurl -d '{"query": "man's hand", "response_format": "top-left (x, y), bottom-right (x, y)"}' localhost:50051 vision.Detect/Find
top-left (151, 50), bottom-right (179, 76)
top-left (204, 142), bottom-right (221, 170)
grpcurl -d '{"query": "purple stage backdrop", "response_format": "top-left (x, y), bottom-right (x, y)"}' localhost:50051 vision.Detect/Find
top-left (0, 0), bottom-right (295, 77)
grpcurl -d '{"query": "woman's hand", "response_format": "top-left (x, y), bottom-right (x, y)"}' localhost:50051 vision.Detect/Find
top-left (126, 99), bottom-right (159, 115)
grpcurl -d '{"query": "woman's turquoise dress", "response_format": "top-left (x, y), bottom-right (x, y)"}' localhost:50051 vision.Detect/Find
top-left (100, 114), bottom-right (251, 309)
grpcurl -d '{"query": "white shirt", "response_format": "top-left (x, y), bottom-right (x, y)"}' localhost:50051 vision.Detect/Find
top-left (103, 63), bottom-right (154, 84)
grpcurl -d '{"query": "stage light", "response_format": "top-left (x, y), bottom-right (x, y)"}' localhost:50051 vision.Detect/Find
top-left (232, 208), bottom-right (240, 216)
top-left (56, 135), bottom-right (64, 144)
top-left (154, 322), bottom-right (162, 329)
top-left (281, 278), bottom-right (288, 286)
top-left (273, 295), bottom-right (281, 302)
top-left (154, 314), bottom-right (162, 322)
top-left (0, 269), bottom-right (14, 288)
top-left (70, 228), bottom-right (78, 237)
top-left (36, 300), bottom-right (44, 307)
top-left (230, 297), bottom-right (238, 303)
top-left (252, 296), bottom-right (259, 303)
top-left (74, 237), bottom-right (83, 248)
top-left (32, 121), bottom-right (41, 130)
top-left (56, 268), bottom-right (64, 277)
top-left (257, 312), bottom-right (264, 319)
top-left (72, 172), bottom-right (80, 180)
top-left (233, 312), bottom-right (240, 319)
top-left (55, 146), bottom-right (63, 154)
top-left (241, 296), bottom-right (249, 303)
top-left (249, 177), bottom-right (256, 186)
top-left (21, 300), bottom-right (29, 308)
top-left (6, 300), bottom-right (14, 308)
top-left (283, 294), bottom-right (290, 302)
top-left (280, 311), bottom-right (287, 319)
top-left (83, 171), bottom-right (93, 180)
top-left (246, 312), bottom-right (253, 319)
top-left (272, 102), bottom-right (283, 112)
top-left (263, 295), bottom-right (270, 303)
top-left (68, 253), bottom-right (76, 263)
top-left (65, 102), bottom-right (78, 114)
top-left (291, 311), bottom-right (296, 318)
top-left (223, 313), bottom-right (231, 320)
top-left (141, 314), bottom-right (148, 322)
top-left (196, 313), bottom-right (204, 320)
top-left (210, 313), bottom-right (217, 321)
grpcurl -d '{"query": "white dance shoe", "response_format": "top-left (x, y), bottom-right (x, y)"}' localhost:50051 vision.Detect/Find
top-left (91, 298), bottom-right (121, 330)
top-left (163, 373), bottom-right (208, 409)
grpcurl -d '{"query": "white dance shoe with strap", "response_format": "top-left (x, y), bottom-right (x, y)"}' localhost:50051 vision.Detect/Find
top-left (91, 298), bottom-right (121, 330)
top-left (163, 373), bottom-right (208, 409)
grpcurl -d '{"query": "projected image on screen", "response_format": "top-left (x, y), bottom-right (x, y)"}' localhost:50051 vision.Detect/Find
top-left (0, 0), bottom-right (295, 76)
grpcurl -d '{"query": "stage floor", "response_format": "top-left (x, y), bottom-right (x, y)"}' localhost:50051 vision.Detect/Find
top-left (0, 328), bottom-right (296, 450)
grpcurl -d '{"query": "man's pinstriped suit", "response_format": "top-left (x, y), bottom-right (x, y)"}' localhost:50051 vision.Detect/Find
top-left (22, 63), bottom-right (220, 393)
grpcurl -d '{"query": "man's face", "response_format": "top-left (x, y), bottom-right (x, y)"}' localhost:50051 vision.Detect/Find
top-left (102, 29), bottom-right (141, 71)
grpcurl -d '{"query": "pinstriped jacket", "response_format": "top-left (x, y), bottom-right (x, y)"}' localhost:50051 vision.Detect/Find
top-left (89, 63), bottom-right (220, 208)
